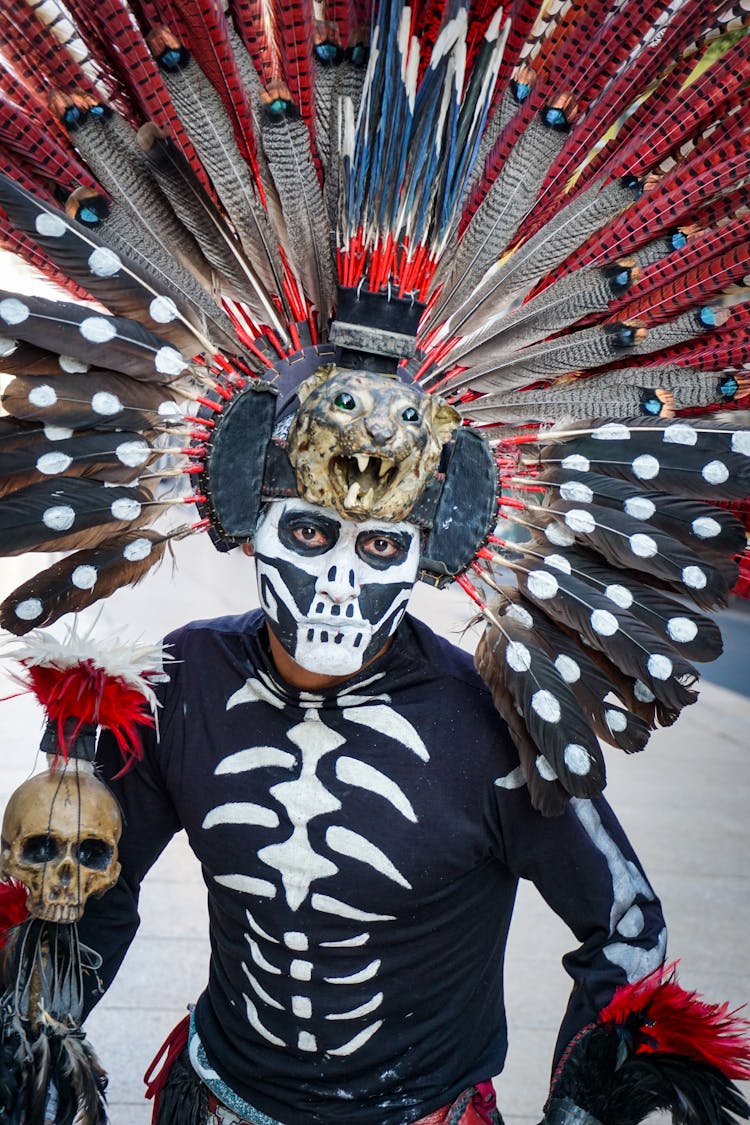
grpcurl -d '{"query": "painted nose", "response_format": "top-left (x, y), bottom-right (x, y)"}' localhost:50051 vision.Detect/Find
top-left (316, 564), bottom-right (360, 603)
top-left (365, 415), bottom-right (396, 444)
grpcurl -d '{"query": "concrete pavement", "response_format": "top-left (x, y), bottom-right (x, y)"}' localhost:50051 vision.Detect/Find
top-left (1, 537), bottom-right (748, 1123)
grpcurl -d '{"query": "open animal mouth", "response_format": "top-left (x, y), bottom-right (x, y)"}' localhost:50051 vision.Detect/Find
top-left (331, 453), bottom-right (399, 510)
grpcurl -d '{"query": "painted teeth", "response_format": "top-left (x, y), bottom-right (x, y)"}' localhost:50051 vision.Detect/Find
top-left (361, 486), bottom-right (375, 510)
top-left (379, 458), bottom-right (394, 478)
top-left (356, 454), bottom-right (369, 473)
top-left (345, 481), bottom-right (361, 507)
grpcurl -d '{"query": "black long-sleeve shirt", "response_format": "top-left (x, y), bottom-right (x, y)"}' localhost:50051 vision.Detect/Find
top-left (79, 610), bottom-right (666, 1125)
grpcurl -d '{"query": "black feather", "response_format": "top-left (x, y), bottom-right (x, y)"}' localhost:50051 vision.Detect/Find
top-left (0, 478), bottom-right (152, 554)
top-left (0, 530), bottom-right (171, 634)
top-left (494, 590), bottom-right (651, 753)
top-left (2, 371), bottom-right (178, 432)
top-left (476, 612), bottom-right (606, 800)
top-left (511, 552), bottom-right (699, 714)
top-left (540, 424), bottom-right (750, 503)
top-left (0, 290), bottom-right (189, 382)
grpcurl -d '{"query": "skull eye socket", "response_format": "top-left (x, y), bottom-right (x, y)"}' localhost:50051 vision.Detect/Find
top-left (21, 835), bottom-right (60, 865)
top-left (401, 407), bottom-right (419, 422)
top-left (77, 839), bottom-right (114, 871)
top-left (333, 392), bottom-right (356, 411)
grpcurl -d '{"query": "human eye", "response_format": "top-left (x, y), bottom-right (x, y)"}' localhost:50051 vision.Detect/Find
top-left (278, 510), bottom-right (339, 555)
top-left (292, 524), bottom-right (329, 549)
top-left (357, 530), bottom-right (412, 568)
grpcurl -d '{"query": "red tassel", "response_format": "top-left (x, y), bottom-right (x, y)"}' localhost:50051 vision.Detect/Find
top-left (0, 878), bottom-right (29, 949)
top-left (20, 660), bottom-right (156, 767)
top-left (600, 962), bottom-right (750, 1081)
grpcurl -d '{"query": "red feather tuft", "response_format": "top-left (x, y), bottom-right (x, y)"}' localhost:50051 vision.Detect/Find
top-left (600, 962), bottom-right (750, 1081)
top-left (19, 660), bottom-right (156, 768)
top-left (0, 878), bottom-right (29, 949)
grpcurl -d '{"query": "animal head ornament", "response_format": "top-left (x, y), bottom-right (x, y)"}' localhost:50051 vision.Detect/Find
top-left (285, 366), bottom-right (460, 521)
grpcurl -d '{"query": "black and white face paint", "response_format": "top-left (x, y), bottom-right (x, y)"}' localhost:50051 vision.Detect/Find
top-left (254, 499), bottom-right (420, 677)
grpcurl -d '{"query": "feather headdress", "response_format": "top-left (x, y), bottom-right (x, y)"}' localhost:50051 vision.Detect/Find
top-left (0, 0), bottom-right (749, 816)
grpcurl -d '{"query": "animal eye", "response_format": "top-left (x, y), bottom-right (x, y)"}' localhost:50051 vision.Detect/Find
top-left (334, 392), bottom-right (356, 410)
top-left (401, 407), bottom-right (419, 422)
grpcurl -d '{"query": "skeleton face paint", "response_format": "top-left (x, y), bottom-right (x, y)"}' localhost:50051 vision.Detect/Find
top-left (254, 499), bottom-right (420, 676)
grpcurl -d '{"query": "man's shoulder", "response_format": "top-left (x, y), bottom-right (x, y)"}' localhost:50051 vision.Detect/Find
top-left (165, 608), bottom-right (265, 651)
top-left (399, 613), bottom-right (490, 696)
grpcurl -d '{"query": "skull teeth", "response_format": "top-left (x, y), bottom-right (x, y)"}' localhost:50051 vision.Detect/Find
top-left (379, 458), bottom-right (394, 478)
top-left (356, 454), bottom-right (370, 473)
top-left (344, 481), bottom-right (360, 507)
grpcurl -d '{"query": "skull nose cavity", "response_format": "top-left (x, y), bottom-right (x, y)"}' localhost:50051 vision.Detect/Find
top-left (317, 565), bottom-right (360, 603)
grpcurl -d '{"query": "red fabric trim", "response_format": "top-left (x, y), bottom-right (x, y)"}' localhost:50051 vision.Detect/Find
top-left (144, 1014), bottom-right (191, 1124)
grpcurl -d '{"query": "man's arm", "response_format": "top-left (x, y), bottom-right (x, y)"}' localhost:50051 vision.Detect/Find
top-left (77, 718), bottom-right (182, 1018)
top-left (495, 788), bottom-right (667, 1064)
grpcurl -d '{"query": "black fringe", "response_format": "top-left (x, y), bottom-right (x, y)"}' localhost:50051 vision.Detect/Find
top-left (155, 1049), bottom-right (207, 1125)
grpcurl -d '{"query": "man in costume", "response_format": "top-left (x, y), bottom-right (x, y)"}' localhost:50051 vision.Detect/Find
top-left (76, 492), bottom-right (668, 1125)
top-left (2, 0), bottom-right (750, 1121)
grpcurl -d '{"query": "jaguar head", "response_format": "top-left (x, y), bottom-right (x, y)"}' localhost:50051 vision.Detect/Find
top-left (285, 366), bottom-right (460, 521)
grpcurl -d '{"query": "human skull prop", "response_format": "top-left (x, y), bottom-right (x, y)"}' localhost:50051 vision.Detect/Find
top-left (0, 765), bottom-right (122, 923)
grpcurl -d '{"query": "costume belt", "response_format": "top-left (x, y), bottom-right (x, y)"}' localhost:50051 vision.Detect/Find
top-left (205, 1081), bottom-right (500, 1125)
top-left (145, 1010), bottom-right (500, 1125)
